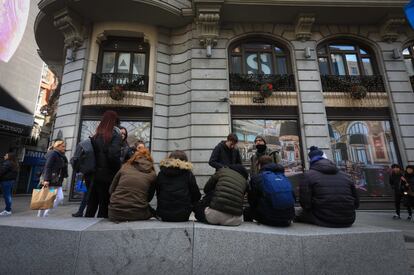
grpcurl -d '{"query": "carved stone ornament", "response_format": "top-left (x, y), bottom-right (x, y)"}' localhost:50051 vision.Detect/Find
top-left (295, 14), bottom-right (315, 41)
top-left (197, 11), bottom-right (220, 57)
top-left (380, 17), bottom-right (406, 43)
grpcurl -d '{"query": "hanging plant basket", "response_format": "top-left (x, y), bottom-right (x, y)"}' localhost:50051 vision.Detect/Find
top-left (109, 85), bottom-right (125, 101)
top-left (259, 83), bottom-right (273, 98)
top-left (349, 85), bottom-right (368, 100)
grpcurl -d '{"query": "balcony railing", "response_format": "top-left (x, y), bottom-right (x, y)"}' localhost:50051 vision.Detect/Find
top-left (229, 74), bottom-right (296, 92)
top-left (320, 75), bottom-right (385, 93)
top-left (91, 73), bottom-right (148, 92)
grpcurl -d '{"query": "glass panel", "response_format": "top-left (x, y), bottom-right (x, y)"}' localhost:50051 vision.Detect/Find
top-left (362, 58), bottom-right (374, 76)
top-left (331, 54), bottom-right (346, 75)
top-left (274, 47), bottom-right (284, 54)
top-left (117, 53), bottom-right (131, 73)
top-left (245, 52), bottom-right (259, 74)
top-left (276, 57), bottom-right (287, 74)
top-left (259, 53), bottom-right (273, 74)
top-left (360, 48), bottom-right (368, 55)
top-left (403, 48), bottom-right (410, 56)
top-left (101, 52), bottom-right (116, 73)
top-left (329, 45), bottom-right (355, 51)
top-left (133, 53), bottom-right (146, 74)
top-left (232, 46), bottom-right (241, 53)
top-left (231, 56), bottom-right (242, 74)
top-left (345, 54), bottom-right (360, 75)
top-left (318, 57), bottom-right (329, 75)
top-left (329, 120), bottom-right (399, 197)
top-left (404, 59), bottom-right (414, 76)
top-left (245, 43), bottom-right (272, 50)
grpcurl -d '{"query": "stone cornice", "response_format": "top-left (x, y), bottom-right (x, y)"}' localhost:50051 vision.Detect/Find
top-left (380, 16), bottom-right (406, 43)
top-left (222, 0), bottom-right (407, 8)
top-left (295, 14), bottom-right (315, 41)
top-left (53, 8), bottom-right (85, 50)
top-left (195, 2), bottom-right (222, 57)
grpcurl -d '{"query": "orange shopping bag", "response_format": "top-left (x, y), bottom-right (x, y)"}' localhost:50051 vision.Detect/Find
top-left (30, 187), bottom-right (57, 210)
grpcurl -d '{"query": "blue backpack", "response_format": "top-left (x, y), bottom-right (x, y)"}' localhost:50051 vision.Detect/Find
top-left (261, 171), bottom-right (295, 209)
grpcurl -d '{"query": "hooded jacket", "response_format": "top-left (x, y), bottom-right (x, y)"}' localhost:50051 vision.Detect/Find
top-left (156, 158), bottom-right (201, 222)
top-left (108, 157), bottom-right (156, 222)
top-left (209, 141), bottom-right (242, 171)
top-left (299, 158), bottom-right (359, 227)
top-left (250, 147), bottom-right (281, 176)
top-left (42, 150), bottom-right (68, 187)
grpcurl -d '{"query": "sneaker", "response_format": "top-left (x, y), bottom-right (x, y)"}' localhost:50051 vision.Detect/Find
top-left (393, 214), bottom-right (401, 219)
top-left (72, 212), bottom-right (83, 218)
top-left (0, 210), bottom-right (11, 216)
top-left (408, 216), bottom-right (412, 220)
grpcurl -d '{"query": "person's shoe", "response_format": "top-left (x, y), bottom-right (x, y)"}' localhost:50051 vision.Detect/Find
top-left (407, 215), bottom-right (412, 220)
top-left (72, 212), bottom-right (83, 217)
top-left (0, 210), bottom-right (11, 216)
top-left (393, 214), bottom-right (401, 219)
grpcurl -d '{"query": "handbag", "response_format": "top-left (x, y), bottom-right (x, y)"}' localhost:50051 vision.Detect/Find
top-left (75, 178), bottom-right (87, 193)
top-left (30, 187), bottom-right (57, 210)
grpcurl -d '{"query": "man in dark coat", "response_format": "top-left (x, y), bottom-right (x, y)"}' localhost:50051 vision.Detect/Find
top-left (296, 146), bottom-right (359, 228)
top-left (250, 135), bottom-right (282, 176)
top-left (388, 164), bottom-right (404, 219)
top-left (209, 133), bottom-right (242, 171)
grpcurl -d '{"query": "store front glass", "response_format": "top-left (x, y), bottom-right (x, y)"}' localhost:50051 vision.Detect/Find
top-left (329, 120), bottom-right (398, 197)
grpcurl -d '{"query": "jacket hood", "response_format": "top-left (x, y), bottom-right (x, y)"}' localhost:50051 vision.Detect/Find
top-left (310, 158), bottom-right (339, 174)
top-left (160, 158), bottom-right (193, 177)
top-left (132, 157), bottom-right (154, 173)
top-left (261, 163), bottom-right (284, 173)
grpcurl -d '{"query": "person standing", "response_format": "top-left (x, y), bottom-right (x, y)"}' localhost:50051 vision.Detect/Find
top-left (85, 110), bottom-right (122, 218)
top-left (38, 140), bottom-right (68, 217)
top-left (388, 164), bottom-right (404, 219)
top-left (401, 165), bottom-right (414, 220)
top-left (250, 135), bottom-right (281, 176)
top-left (0, 152), bottom-right (19, 216)
top-left (120, 126), bottom-right (133, 163)
top-left (108, 148), bottom-right (156, 222)
top-left (156, 150), bottom-right (201, 222)
top-left (209, 133), bottom-right (242, 171)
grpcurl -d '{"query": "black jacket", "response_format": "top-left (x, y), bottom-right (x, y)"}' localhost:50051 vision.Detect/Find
top-left (43, 150), bottom-right (68, 187)
top-left (92, 128), bottom-right (122, 183)
top-left (209, 141), bottom-right (242, 171)
top-left (0, 160), bottom-right (18, 181)
top-left (156, 158), bottom-right (201, 222)
top-left (389, 172), bottom-right (403, 195)
top-left (299, 159), bottom-right (359, 228)
top-left (403, 172), bottom-right (414, 197)
top-left (248, 163), bottom-right (295, 225)
top-left (204, 167), bottom-right (247, 216)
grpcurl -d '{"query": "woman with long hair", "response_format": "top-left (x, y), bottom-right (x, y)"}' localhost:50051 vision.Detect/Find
top-left (0, 152), bottom-right (19, 216)
top-left (119, 126), bottom-right (133, 163)
top-left (85, 110), bottom-right (122, 218)
top-left (108, 148), bottom-right (156, 222)
top-left (38, 140), bottom-right (68, 217)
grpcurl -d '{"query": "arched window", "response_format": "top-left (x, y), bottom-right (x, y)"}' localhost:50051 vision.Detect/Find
top-left (228, 38), bottom-right (295, 91)
top-left (347, 121), bottom-right (370, 164)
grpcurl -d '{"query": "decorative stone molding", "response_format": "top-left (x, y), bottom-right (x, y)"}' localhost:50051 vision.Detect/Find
top-left (323, 92), bottom-right (389, 108)
top-left (229, 91), bottom-right (297, 106)
top-left (295, 14), bottom-right (315, 41)
top-left (380, 16), bottom-right (406, 43)
top-left (196, 6), bottom-right (221, 57)
top-left (82, 90), bottom-right (153, 107)
top-left (53, 8), bottom-right (85, 59)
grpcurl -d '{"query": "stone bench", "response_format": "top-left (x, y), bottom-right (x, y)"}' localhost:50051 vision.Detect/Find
top-left (0, 217), bottom-right (409, 275)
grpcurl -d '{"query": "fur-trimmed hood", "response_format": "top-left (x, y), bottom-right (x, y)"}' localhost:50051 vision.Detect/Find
top-left (160, 158), bottom-right (193, 170)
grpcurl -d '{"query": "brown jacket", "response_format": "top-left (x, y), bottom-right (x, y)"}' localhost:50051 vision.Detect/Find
top-left (108, 157), bottom-right (156, 222)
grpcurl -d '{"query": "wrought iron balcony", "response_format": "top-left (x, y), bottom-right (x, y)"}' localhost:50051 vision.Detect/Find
top-left (91, 73), bottom-right (148, 92)
top-left (229, 74), bottom-right (295, 92)
top-left (320, 75), bottom-right (385, 93)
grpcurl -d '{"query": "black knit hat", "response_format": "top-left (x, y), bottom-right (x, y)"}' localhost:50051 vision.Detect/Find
top-left (308, 146), bottom-right (324, 159)
top-left (254, 135), bottom-right (266, 145)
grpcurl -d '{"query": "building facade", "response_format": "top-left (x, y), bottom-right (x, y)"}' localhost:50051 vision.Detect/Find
top-left (34, 0), bottom-right (414, 204)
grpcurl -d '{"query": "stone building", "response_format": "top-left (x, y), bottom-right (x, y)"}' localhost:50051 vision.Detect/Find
top-left (35, 0), bottom-right (414, 204)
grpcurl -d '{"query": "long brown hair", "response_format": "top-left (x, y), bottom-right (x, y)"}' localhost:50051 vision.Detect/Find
top-left (94, 110), bottom-right (120, 144)
top-left (127, 148), bottom-right (153, 165)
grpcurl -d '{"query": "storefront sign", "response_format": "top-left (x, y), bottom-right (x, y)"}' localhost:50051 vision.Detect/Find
top-left (252, 96), bottom-right (265, 103)
top-left (0, 119), bottom-right (32, 136)
top-left (23, 150), bottom-right (46, 166)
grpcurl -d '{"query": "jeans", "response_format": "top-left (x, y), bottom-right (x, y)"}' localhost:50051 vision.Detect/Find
top-left (0, 180), bottom-right (14, 212)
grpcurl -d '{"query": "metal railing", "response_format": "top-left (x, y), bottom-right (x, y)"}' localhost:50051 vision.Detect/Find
top-left (91, 73), bottom-right (149, 92)
top-left (320, 75), bottom-right (385, 93)
top-left (229, 74), bottom-right (296, 91)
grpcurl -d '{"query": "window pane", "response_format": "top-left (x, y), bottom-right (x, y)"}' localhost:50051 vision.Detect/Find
top-left (317, 46), bottom-right (326, 55)
top-left (345, 54), bottom-right (360, 75)
top-left (362, 58), bottom-right (374, 75)
top-left (246, 52), bottom-right (259, 74)
top-left (331, 54), bottom-right (346, 75)
top-left (329, 45), bottom-right (355, 51)
top-left (274, 47), bottom-right (284, 54)
top-left (329, 120), bottom-right (399, 198)
top-left (259, 53), bottom-right (273, 74)
top-left (102, 52), bottom-right (116, 73)
top-left (404, 59), bottom-right (414, 76)
top-left (245, 43), bottom-right (271, 50)
top-left (276, 57), bottom-right (287, 74)
top-left (403, 48), bottom-right (410, 56)
top-left (231, 56), bottom-right (242, 74)
top-left (318, 57), bottom-right (329, 75)
top-left (133, 53), bottom-right (146, 74)
top-left (360, 48), bottom-right (368, 55)
top-left (117, 53), bottom-right (131, 73)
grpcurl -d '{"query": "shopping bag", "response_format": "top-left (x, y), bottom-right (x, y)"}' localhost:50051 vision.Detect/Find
top-left (30, 187), bottom-right (57, 210)
top-left (75, 178), bottom-right (87, 193)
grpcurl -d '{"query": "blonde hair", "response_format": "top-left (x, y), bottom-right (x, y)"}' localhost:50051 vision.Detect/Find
top-left (52, 139), bottom-right (65, 149)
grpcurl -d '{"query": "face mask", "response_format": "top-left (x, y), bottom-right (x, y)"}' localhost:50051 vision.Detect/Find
top-left (256, 144), bottom-right (266, 153)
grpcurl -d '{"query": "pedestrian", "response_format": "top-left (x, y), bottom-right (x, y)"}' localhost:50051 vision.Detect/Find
top-left (250, 135), bottom-right (281, 176)
top-left (85, 110), bottom-right (122, 218)
top-left (0, 152), bottom-right (19, 216)
top-left (194, 164), bottom-right (248, 226)
top-left (38, 140), bottom-right (68, 217)
top-left (120, 126), bottom-right (133, 163)
top-left (388, 164), bottom-right (404, 219)
top-left (156, 150), bottom-right (201, 222)
top-left (108, 148), bottom-right (156, 222)
top-left (296, 146), bottom-right (359, 227)
top-left (209, 133), bottom-right (242, 171)
top-left (244, 155), bottom-right (295, 227)
top-left (401, 165), bottom-right (414, 220)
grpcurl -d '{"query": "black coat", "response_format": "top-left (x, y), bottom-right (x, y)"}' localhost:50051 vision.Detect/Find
top-left (156, 158), bottom-right (201, 222)
top-left (403, 172), bottom-right (414, 197)
top-left (389, 172), bottom-right (403, 195)
top-left (91, 128), bottom-right (122, 183)
top-left (0, 160), bottom-right (18, 182)
top-left (299, 159), bottom-right (359, 227)
top-left (209, 141), bottom-right (242, 171)
top-left (248, 163), bottom-right (295, 224)
top-left (43, 150), bottom-right (68, 187)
